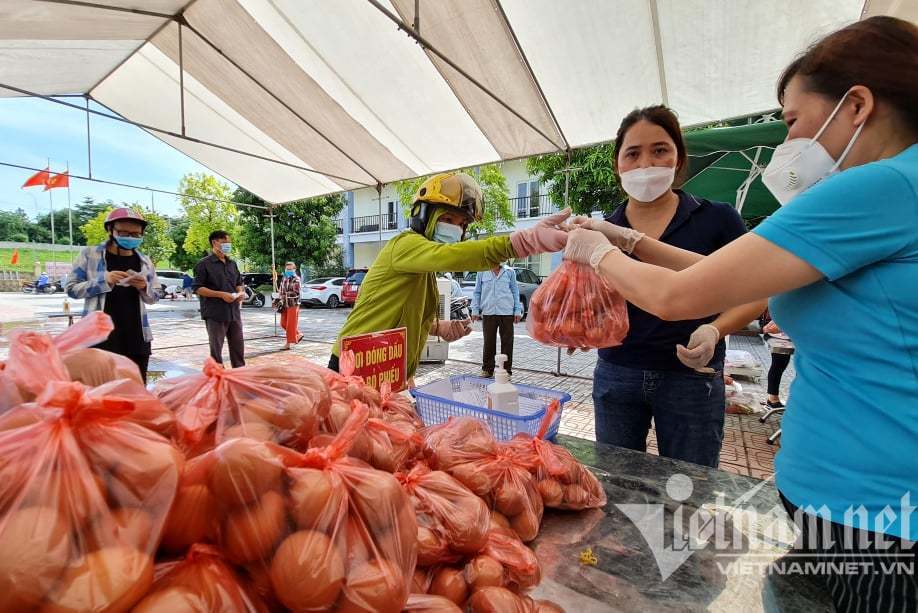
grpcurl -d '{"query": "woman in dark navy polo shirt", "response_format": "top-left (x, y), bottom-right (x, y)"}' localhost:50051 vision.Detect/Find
top-left (581, 106), bottom-right (765, 468)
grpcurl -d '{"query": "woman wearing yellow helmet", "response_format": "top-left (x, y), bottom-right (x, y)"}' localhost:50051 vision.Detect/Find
top-left (330, 172), bottom-right (570, 379)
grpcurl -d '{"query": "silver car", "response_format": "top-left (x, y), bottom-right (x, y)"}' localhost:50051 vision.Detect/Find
top-left (459, 267), bottom-right (541, 320)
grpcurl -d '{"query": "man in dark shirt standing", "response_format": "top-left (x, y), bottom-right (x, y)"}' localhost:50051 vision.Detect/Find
top-left (193, 230), bottom-right (245, 367)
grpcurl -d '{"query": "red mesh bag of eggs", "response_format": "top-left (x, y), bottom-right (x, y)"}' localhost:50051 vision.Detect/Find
top-left (424, 418), bottom-right (544, 543)
top-left (526, 260), bottom-right (629, 349)
top-left (505, 401), bottom-right (606, 511)
top-left (132, 543), bottom-right (265, 612)
top-left (154, 356), bottom-right (330, 456)
top-left (0, 380), bottom-right (183, 612)
top-left (396, 463), bottom-right (490, 566)
top-left (162, 401), bottom-right (418, 612)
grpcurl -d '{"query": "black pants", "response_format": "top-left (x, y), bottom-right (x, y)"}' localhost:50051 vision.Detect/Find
top-left (126, 353), bottom-right (150, 384)
top-left (779, 492), bottom-right (917, 612)
top-left (205, 319), bottom-right (245, 368)
top-left (767, 352), bottom-right (792, 396)
top-left (482, 315), bottom-right (515, 375)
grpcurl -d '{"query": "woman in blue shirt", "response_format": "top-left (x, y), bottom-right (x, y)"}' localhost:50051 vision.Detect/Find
top-left (567, 16), bottom-right (917, 610)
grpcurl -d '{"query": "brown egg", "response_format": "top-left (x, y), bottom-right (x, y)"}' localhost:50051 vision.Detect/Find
top-left (106, 438), bottom-right (183, 509)
top-left (417, 525), bottom-right (449, 567)
top-left (447, 463), bottom-right (492, 496)
top-left (209, 438), bottom-right (282, 508)
top-left (0, 406), bottom-right (42, 431)
top-left (348, 471), bottom-right (408, 533)
top-left (223, 421), bottom-right (276, 443)
top-left (411, 568), bottom-right (430, 594)
top-left (510, 509), bottom-right (540, 543)
top-left (404, 593), bottom-right (464, 612)
top-left (0, 506), bottom-right (72, 610)
top-left (336, 559), bottom-right (406, 613)
top-left (489, 511), bottom-right (511, 531)
top-left (223, 490), bottom-right (286, 564)
top-left (42, 546), bottom-right (154, 613)
top-left (132, 586), bottom-right (208, 612)
top-left (468, 587), bottom-right (528, 613)
top-left (270, 530), bottom-right (345, 610)
top-left (86, 507), bottom-right (154, 550)
top-left (537, 479), bottom-right (564, 507)
top-left (494, 482), bottom-right (526, 517)
top-left (428, 567), bottom-right (468, 605)
top-left (562, 484), bottom-right (590, 508)
top-left (465, 555), bottom-right (504, 591)
top-left (160, 484), bottom-right (217, 550)
top-left (288, 467), bottom-right (342, 529)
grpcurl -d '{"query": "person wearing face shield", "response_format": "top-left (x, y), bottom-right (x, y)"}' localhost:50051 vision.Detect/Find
top-left (66, 207), bottom-right (159, 382)
top-left (330, 172), bottom-right (570, 380)
top-left (568, 105), bottom-right (766, 469)
top-left (565, 16), bottom-right (918, 609)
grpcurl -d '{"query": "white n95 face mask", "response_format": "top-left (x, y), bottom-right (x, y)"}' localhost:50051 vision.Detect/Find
top-left (620, 166), bottom-right (675, 203)
top-left (762, 90), bottom-right (865, 206)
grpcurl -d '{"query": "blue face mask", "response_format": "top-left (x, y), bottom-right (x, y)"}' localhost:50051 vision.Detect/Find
top-left (220, 242), bottom-right (232, 255)
top-left (284, 270), bottom-right (295, 277)
top-left (432, 222), bottom-right (463, 244)
top-left (114, 235), bottom-right (142, 250)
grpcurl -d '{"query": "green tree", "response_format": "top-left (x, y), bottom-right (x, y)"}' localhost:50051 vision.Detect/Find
top-left (178, 173), bottom-right (238, 259)
top-left (167, 216), bottom-right (198, 272)
top-left (235, 188), bottom-right (345, 273)
top-left (74, 196), bottom-right (113, 231)
top-left (81, 204), bottom-right (175, 265)
top-left (394, 164), bottom-right (514, 236)
top-left (0, 209), bottom-right (32, 241)
top-left (33, 208), bottom-right (85, 245)
top-left (526, 143), bottom-right (623, 215)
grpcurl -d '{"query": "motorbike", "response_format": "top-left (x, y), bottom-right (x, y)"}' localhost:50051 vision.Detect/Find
top-left (450, 295), bottom-right (471, 321)
top-left (241, 284), bottom-right (266, 308)
top-left (22, 279), bottom-right (63, 294)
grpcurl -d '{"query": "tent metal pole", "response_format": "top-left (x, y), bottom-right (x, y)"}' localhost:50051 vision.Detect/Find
top-left (0, 160), bottom-right (268, 211)
top-left (269, 208), bottom-right (278, 337)
top-left (0, 83), bottom-right (373, 187)
top-left (553, 150), bottom-right (575, 377)
top-left (366, 0), bottom-right (566, 152)
top-left (178, 20), bottom-right (186, 136)
top-left (33, 0), bottom-right (173, 19)
top-left (647, 0), bottom-right (669, 106)
top-left (66, 161), bottom-right (73, 253)
top-left (84, 97), bottom-right (93, 179)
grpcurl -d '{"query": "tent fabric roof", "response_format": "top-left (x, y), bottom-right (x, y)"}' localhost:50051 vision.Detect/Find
top-left (0, 0), bottom-right (905, 204)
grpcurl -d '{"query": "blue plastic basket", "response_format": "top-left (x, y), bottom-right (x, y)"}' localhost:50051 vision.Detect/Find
top-left (410, 375), bottom-right (571, 441)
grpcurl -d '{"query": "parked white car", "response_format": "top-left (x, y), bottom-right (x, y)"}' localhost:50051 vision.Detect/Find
top-left (300, 277), bottom-right (345, 308)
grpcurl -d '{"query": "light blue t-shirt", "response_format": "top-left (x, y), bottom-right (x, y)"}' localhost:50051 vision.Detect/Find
top-left (754, 144), bottom-right (918, 541)
top-left (471, 267), bottom-right (523, 317)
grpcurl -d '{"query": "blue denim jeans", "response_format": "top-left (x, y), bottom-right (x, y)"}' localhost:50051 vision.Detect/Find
top-left (592, 358), bottom-right (725, 467)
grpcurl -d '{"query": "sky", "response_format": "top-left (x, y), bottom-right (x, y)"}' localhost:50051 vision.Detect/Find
top-left (0, 96), bottom-right (233, 219)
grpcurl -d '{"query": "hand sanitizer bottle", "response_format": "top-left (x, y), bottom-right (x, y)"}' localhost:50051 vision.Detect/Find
top-left (487, 354), bottom-right (519, 415)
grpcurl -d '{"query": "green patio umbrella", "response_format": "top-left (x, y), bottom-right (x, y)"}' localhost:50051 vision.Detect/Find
top-left (682, 119), bottom-right (788, 224)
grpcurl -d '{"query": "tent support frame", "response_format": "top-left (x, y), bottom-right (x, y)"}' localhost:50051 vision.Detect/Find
top-left (365, 0), bottom-right (565, 152)
top-left (0, 160), bottom-right (268, 210)
top-left (177, 15), bottom-right (383, 186)
top-left (0, 82), bottom-right (373, 188)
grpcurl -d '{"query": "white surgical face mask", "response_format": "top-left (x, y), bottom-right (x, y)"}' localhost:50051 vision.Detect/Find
top-left (762, 90), bottom-right (865, 206)
top-left (620, 166), bottom-right (676, 203)
top-left (432, 222), bottom-right (463, 244)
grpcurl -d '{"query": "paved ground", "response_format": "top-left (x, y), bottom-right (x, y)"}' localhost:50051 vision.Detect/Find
top-left (0, 292), bottom-right (792, 479)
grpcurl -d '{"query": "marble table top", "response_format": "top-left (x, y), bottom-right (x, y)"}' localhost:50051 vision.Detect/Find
top-left (527, 436), bottom-right (831, 613)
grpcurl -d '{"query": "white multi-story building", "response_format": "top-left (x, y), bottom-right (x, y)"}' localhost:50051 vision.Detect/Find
top-left (334, 159), bottom-right (564, 277)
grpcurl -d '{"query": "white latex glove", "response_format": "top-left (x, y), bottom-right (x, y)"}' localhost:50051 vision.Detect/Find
top-left (563, 228), bottom-right (618, 269)
top-left (436, 319), bottom-right (472, 342)
top-left (676, 323), bottom-right (720, 370)
top-left (569, 217), bottom-right (644, 253)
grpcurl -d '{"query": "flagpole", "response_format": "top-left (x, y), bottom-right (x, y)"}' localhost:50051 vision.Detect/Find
top-left (66, 161), bottom-right (74, 256)
top-left (48, 157), bottom-right (55, 247)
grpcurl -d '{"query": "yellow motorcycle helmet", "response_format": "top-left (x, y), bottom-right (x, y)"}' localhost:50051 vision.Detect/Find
top-left (409, 172), bottom-right (484, 238)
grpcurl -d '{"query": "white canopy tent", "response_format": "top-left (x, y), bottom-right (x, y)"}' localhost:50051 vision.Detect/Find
top-left (0, 0), bottom-right (912, 205)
